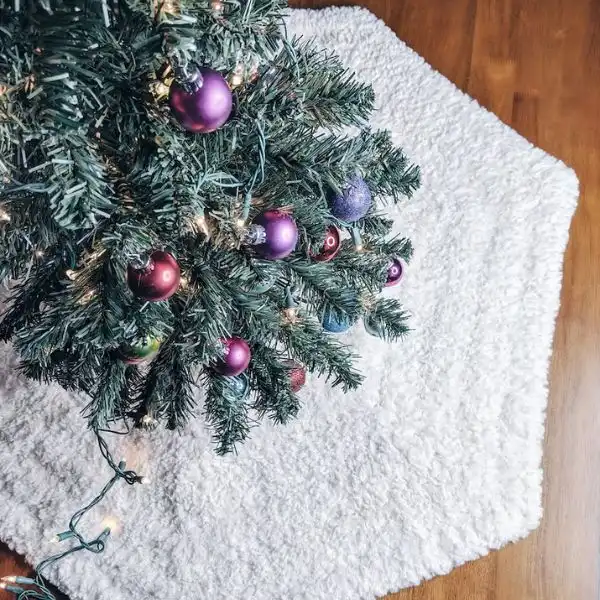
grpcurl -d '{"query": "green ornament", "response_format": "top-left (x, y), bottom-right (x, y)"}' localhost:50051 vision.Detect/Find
top-left (119, 337), bottom-right (161, 364)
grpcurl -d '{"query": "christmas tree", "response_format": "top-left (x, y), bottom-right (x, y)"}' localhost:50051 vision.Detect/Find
top-left (0, 0), bottom-right (420, 455)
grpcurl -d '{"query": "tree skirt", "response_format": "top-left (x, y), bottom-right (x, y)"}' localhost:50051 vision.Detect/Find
top-left (0, 7), bottom-right (579, 600)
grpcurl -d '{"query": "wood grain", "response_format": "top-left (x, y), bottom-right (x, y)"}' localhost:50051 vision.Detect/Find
top-left (2, 2), bottom-right (599, 599)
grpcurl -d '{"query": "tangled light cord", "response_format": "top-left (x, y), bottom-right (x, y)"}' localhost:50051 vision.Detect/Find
top-left (0, 430), bottom-right (142, 599)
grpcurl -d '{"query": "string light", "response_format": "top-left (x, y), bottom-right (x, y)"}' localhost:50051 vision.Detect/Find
top-left (34, 249), bottom-right (45, 258)
top-left (211, 0), bottom-right (224, 14)
top-left (179, 275), bottom-right (189, 290)
top-left (0, 208), bottom-right (10, 222)
top-left (101, 516), bottom-right (120, 535)
top-left (65, 269), bottom-right (78, 281)
top-left (77, 289), bottom-right (97, 305)
top-left (229, 64), bottom-right (244, 88)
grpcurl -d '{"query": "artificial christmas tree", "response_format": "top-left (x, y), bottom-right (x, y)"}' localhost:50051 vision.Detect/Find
top-left (0, 0), bottom-right (420, 459)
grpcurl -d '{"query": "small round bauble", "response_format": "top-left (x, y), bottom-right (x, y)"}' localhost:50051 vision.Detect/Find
top-left (226, 374), bottom-right (250, 398)
top-left (322, 308), bottom-right (354, 334)
top-left (283, 360), bottom-right (306, 393)
top-left (312, 226), bottom-right (341, 262)
top-left (169, 67), bottom-right (233, 133)
top-left (385, 258), bottom-right (404, 287)
top-left (118, 337), bottom-right (161, 365)
top-left (329, 176), bottom-right (372, 222)
top-left (253, 210), bottom-right (298, 260)
top-left (127, 251), bottom-right (181, 302)
top-left (214, 337), bottom-right (251, 376)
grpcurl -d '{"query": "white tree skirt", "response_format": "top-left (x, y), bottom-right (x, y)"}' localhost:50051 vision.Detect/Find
top-left (0, 7), bottom-right (579, 600)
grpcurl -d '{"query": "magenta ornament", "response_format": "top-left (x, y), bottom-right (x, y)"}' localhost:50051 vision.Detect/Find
top-left (169, 67), bottom-right (233, 133)
top-left (385, 258), bottom-right (404, 287)
top-left (252, 210), bottom-right (298, 260)
top-left (127, 251), bottom-right (181, 302)
top-left (214, 337), bottom-right (251, 376)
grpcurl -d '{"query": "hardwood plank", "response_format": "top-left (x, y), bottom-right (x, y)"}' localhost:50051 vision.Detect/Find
top-left (2, 2), bottom-right (599, 600)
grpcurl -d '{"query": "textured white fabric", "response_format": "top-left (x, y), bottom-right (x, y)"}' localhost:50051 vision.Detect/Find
top-left (0, 7), bottom-right (578, 600)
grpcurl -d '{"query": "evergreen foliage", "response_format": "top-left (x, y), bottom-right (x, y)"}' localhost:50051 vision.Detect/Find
top-left (0, 0), bottom-right (420, 453)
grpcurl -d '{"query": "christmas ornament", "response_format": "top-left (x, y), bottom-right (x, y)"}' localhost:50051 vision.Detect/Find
top-left (363, 313), bottom-right (384, 338)
top-left (118, 337), bottom-right (161, 365)
top-left (283, 360), bottom-right (306, 392)
top-left (169, 66), bottom-right (233, 133)
top-left (247, 210), bottom-right (298, 260)
top-left (226, 374), bottom-right (250, 398)
top-left (322, 308), bottom-right (354, 333)
top-left (312, 225), bottom-right (341, 262)
top-left (127, 250), bottom-right (181, 302)
top-left (330, 176), bottom-right (372, 222)
top-left (385, 258), bottom-right (404, 287)
top-left (214, 337), bottom-right (251, 376)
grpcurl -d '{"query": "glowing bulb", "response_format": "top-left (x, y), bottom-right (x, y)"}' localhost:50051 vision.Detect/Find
top-left (77, 289), bottom-right (97, 305)
top-left (65, 269), bottom-right (78, 280)
top-left (235, 218), bottom-right (246, 228)
top-left (140, 475), bottom-right (152, 485)
top-left (1, 576), bottom-right (17, 583)
top-left (101, 516), bottom-right (120, 535)
top-left (211, 0), bottom-right (224, 14)
top-left (0, 209), bottom-right (10, 222)
top-left (34, 249), bottom-right (44, 258)
top-left (230, 72), bottom-right (243, 87)
top-left (179, 276), bottom-right (189, 289)
top-left (355, 244), bottom-right (364, 253)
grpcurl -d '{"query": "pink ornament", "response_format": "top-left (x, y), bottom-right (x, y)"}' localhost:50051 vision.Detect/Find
top-left (385, 258), bottom-right (404, 287)
top-left (169, 67), bottom-right (233, 133)
top-left (214, 337), bottom-right (251, 376)
top-left (127, 251), bottom-right (181, 302)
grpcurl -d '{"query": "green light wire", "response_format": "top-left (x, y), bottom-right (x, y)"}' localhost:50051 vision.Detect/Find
top-left (2, 429), bottom-right (142, 600)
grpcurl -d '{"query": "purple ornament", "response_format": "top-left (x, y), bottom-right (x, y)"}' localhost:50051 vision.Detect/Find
top-left (214, 337), bottom-right (251, 376)
top-left (169, 67), bottom-right (233, 133)
top-left (252, 210), bottom-right (298, 260)
top-left (330, 176), bottom-right (372, 222)
top-left (385, 258), bottom-right (404, 287)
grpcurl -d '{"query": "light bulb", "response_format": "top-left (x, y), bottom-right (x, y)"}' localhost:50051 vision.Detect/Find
top-left (77, 289), bottom-right (97, 305)
top-left (0, 209), bottom-right (10, 222)
top-left (1, 576), bottom-right (17, 583)
top-left (235, 218), bottom-right (246, 228)
top-left (101, 516), bottom-right (120, 535)
top-left (65, 269), bottom-right (78, 281)
top-left (211, 0), bottom-right (224, 14)
top-left (34, 249), bottom-right (44, 258)
top-left (140, 474), bottom-right (152, 485)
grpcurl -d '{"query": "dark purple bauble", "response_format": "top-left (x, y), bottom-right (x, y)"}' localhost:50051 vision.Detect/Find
top-left (312, 226), bottom-right (341, 262)
top-left (253, 210), bottom-right (298, 260)
top-left (385, 258), bottom-right (404, 287)
top-left (329, 176), bottom-right (372, 222)
top-left (127, 251), bottom-right (181, 302)
top-left (169, 68), bottom-right (233, 133)
top-left (214, 337), bottom-right (251, 376)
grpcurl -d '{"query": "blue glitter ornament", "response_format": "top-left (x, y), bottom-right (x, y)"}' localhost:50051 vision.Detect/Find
top-left (329, 176), bottom-right (372, 222)
top-left (322, 308), bottom-right (354, 333)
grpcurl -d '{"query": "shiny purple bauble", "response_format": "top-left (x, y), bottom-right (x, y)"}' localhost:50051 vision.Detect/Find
top-left (329, 176), bottom-right (372, 222)
top-left (385, 258), bottom-right (404, 287)
top-left (214, 337), bottom-right (251, 376)
top-left (169, 67), bottom-right (233, 133)
top-left (253, 210), bottom-right (298, 260)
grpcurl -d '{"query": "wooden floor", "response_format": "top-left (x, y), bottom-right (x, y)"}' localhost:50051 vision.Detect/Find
top-left (2, 1), bottom-right (599, 599)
